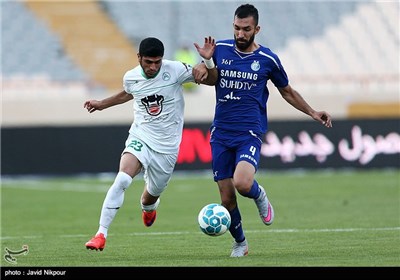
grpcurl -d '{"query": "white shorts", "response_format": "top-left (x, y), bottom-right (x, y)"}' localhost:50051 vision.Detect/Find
top-left (123, 134), bottom-right (178, 197)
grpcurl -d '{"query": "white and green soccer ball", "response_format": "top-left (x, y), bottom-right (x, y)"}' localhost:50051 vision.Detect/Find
top-left (198, 203), bottom-right (231, 236)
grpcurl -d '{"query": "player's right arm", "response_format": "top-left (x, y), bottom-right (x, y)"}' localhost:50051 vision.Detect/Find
top-left (84, 90), bottom-right (133, 113)
top-left (193, 63), bottom-right (218, 85)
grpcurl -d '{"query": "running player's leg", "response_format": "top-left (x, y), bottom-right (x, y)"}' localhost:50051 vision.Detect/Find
top-left (234, 134), bottom-right (274, 225)
top-left (140, 152), bottom-right (177, 227)
top-left (85, 152), bottom-right (141, 250)
top-left (212, 136), bottom-right (248, 257)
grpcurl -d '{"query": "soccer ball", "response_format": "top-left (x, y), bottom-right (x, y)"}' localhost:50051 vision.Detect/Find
top-left (198, 203), bottom-right (231, 236)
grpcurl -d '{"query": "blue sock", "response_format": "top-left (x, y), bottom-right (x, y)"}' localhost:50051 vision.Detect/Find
top-left (242, 181), bottom-right (261, 199)
top-left (228, 206), bottom-right (245, 243)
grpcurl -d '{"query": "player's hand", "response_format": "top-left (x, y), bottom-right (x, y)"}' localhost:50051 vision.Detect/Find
top-left (192, 63), bottom-right (208, 83)
top-left (83, 100), bottom-right (101, 113)
top-left (313, 111), bottom-right (332, 128)
top-left (193, 36), bottom-right (215, 60)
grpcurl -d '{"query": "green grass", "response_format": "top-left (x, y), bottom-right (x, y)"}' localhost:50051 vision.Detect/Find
top-left (1, 169), bottom-right (399, 268)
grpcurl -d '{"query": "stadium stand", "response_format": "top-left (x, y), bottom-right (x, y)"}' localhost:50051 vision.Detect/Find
top-left (24, 0), bottom-right (139, 91)
top-left (101, 1), bottom-right (364, 59)
top-left (1, 0), bottom-right (97, 106)
top-left (86, 0), bottom-right (400, 119)
top-left (1, 1), bottom-right (86, 81)
top-left (1, 0), bottom-right (399, 126)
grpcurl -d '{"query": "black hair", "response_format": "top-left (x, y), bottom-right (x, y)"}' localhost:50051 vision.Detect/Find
top-left (139, 37), bottom-right (164, 57)
top-left (234, 3), bottom-right (259, 25)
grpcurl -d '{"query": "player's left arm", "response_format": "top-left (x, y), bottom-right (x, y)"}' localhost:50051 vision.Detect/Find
top-left (193, 36), bottom-right (218, 85)
top-left (278, 84), bottom-right (333, 128)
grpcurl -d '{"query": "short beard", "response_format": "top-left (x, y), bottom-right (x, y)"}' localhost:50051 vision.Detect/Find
top-left (234, 33), bottom-right (255, 51)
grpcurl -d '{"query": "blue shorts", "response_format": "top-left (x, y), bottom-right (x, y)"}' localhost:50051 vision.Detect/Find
top-left (210, 126), bottom-right (263, 182)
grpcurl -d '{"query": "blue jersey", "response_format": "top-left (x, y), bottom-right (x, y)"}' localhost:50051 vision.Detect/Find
top-left (212, 39), bottom-right (289, 135)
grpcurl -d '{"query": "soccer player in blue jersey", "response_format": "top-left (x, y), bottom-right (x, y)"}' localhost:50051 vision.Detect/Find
top-left (194, 4), bottom-right (332, 257)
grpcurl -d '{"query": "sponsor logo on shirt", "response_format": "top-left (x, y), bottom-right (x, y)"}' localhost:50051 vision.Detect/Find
top-left (141, 94), bottom-right (164, 116)
top-left (223, 92), bottom-right (241, 100)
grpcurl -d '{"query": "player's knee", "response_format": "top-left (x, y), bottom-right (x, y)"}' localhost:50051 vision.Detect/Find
top-left (234, 179), bottom-right (253, 195)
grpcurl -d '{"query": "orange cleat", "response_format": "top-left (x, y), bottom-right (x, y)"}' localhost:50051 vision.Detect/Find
top-left (85, 233), bottom-right (106, 251)
top-left (142, 210), bottom-right (157, 227)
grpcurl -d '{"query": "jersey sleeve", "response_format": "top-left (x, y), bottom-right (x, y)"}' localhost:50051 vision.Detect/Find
top-left (122, 68), bottom-right (137, 94)
top-left (175, 61), bottom-right (195, 84)
top-left (269, 54), bottom-right (289, 88)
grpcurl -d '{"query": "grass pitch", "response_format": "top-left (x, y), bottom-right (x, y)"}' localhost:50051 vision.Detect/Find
top-left (1, 169), bottom-right (399, 270)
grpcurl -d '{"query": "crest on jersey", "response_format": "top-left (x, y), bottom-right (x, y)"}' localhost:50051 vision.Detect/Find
top-left (141, 94), bottom-right (164, 116)
top-left (251, 60), bottom-right (260, 71)
top-left (162, 72), bottom-right (171, 81)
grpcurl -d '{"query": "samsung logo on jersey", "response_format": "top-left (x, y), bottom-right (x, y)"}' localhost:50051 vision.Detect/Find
top-left (220, 70), bottom-right (258, 80)
top-left (219, 79), bottom-right (256, 90)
